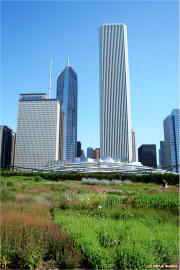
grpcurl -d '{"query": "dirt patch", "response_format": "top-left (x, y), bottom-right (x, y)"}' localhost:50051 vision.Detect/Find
top-left (95, 187), bottom-right (124, 194)
top-left (157, 188), bottom-right (179, 193)
top-left (37, 260), bottom-right (58, 270)
top-left (14, 193), bottom-right (27, 199)
top-left (33, 187), bottom-right (52, 193)
top-left (161, 259), bottom-right (179, 270)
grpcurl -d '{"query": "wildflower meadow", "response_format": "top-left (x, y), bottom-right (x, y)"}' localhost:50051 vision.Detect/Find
top-left (0, 171), bottom-right (179, 269)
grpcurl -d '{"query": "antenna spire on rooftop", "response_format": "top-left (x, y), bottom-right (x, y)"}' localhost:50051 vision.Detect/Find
top-left (67, 56), bottom-right (70, 67)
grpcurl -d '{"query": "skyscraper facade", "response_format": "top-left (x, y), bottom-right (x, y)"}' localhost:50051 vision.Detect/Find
top-left (163, 109), bottom-right (180, 173)
top-left (92, 148), bottom-right (100, 159)
top-left (131, 129), bottom-right (137, 162)
top-left (99, 23), bottom-right (132, 161)
top-left (163, 116), bottom-right (172, 169)
top-left (159, 141), bottom-right (167, 169)
top-left (138, 144), bottom-right (157, 168)
top-left (14, 94), bottom-right (62, 169)
top-left (87, 147), bottom-right (93, 158)
top-left (0, 125), bottom-right (15, 169)
top-left (57, 61), bottom-right (78, 161)
top-left (77, 141), bottom-right (81, 157)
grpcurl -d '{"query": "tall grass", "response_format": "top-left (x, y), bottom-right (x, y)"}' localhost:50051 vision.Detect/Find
top-left (54, 210), bottom-right (179, 270)
top-left (0, 202), bottom-right (82, 269)
top-left (127, 192), bottom-right (179, 209)
top-left (0, 189), bottom-right (16, 201)
top-left (61, 191), bottom-right (179, 212)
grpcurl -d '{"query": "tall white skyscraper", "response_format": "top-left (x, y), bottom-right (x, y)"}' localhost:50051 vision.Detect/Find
top-left (14, 94), bottom-right (62, 169)
top-left (99, 23), bottom-right (132, 161)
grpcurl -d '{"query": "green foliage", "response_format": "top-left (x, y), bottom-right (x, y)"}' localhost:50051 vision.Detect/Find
top-left (58, 191), bottom-right (178, 216)
top-left (1, 172), bottom-right (179, 269)
top-left (105, 194), bottom-right (125, 208)
top-left (54, 212), bottom-right (116, 269)
top-left (116, 241), bottom-right (156, 269)
top-left (51, 184), bottom-right (67, 192)
top-left (1, 169), bottom-right (178, 185)
top-left (54, 211), bottom-right (179, 269)
top-left (0, 180), bottom-right (6, 186)
top-left (9, 187), bottom-right (19, 192)
top-left (1, 212), bottom-right (82, 269)
top-left (25, 177), bottom-right (35, 181)
top-left (105, 208), bottom-right (179, 225)
top-left (124, 193), bottom-right (179, 210)
top-left (34, 176), bottom-right (43, 182)
top-left (0, 189), bottom-right (16, 201)
top-left (52, 195), bottom-right (68, 212)
top-left (6, 181), bottom-right (14, 187)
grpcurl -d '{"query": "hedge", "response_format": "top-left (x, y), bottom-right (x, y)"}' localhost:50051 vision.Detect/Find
top-left (1, 170), bottom-right (179, 185)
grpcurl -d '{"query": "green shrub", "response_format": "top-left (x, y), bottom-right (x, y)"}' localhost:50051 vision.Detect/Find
top-left (53, 195), bottom-right (68, 211)
top-left (0, 189), bottom-right (16, 201)
top-left (116, 241), bottom-right (156, 269)
top-left (34, 176), bottom-right (43, 182)
top-left (1, 169), bottom-right (178, 185)
top-left (9, 187), bottom-right (19, 192)
top-left (51, 184), bottom-right (67, 192)
top-left (54, 210), bottom-right (179, 270)
top-left (25, 177), bottom-right (34, 181)
top-left (109, 208), bottom-right (123, 220)
top-left (0, 180), bottom-right (6, 186)
top-left (6, 181), bottom-right (14, 187)
top-left (54, 212), bottom-right (116, 269)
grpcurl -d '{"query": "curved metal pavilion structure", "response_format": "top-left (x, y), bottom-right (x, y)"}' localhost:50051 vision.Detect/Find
top-left (41, 156), bottom-right (171, 175)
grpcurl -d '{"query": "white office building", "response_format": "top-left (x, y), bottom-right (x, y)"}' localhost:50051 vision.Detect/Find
top-left (99, 23), bottom-right (132, 161)
top-left (14, 94), bottom-right (62, 170)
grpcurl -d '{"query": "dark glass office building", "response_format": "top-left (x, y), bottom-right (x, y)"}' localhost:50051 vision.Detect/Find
top-left (77, 141), bottom-right (81, 157)
top-left (57, 61), bottom-right (78, 161)
top-left (159, 141), bottom-right (167, 169)
top-left (0, 125), bottom-right (15, 169)
top-left (138, 144), bottom-right (157, 168)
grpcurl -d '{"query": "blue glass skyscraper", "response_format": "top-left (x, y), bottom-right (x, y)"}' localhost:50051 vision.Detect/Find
top-left (56, 60), bottom-right (78, 161)
top-left (87, 147), bottom-right (93, 158)
top-left (163, 109), bottom-right (180, 173)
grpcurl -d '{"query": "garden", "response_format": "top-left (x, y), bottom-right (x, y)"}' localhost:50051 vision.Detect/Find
top-left (0, 171), bottom-right (179, 269)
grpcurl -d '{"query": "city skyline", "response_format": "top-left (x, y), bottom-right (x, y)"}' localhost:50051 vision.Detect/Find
top-left (1, 1), bottom-right (179, 160)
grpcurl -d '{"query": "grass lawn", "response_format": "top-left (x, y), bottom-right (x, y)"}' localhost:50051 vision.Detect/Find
top-left (0, 174), bottom-right (179, 269)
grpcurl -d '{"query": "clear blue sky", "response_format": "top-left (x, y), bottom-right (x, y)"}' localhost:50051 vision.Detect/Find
top-left (1, 1), bottom-right (179, 162)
